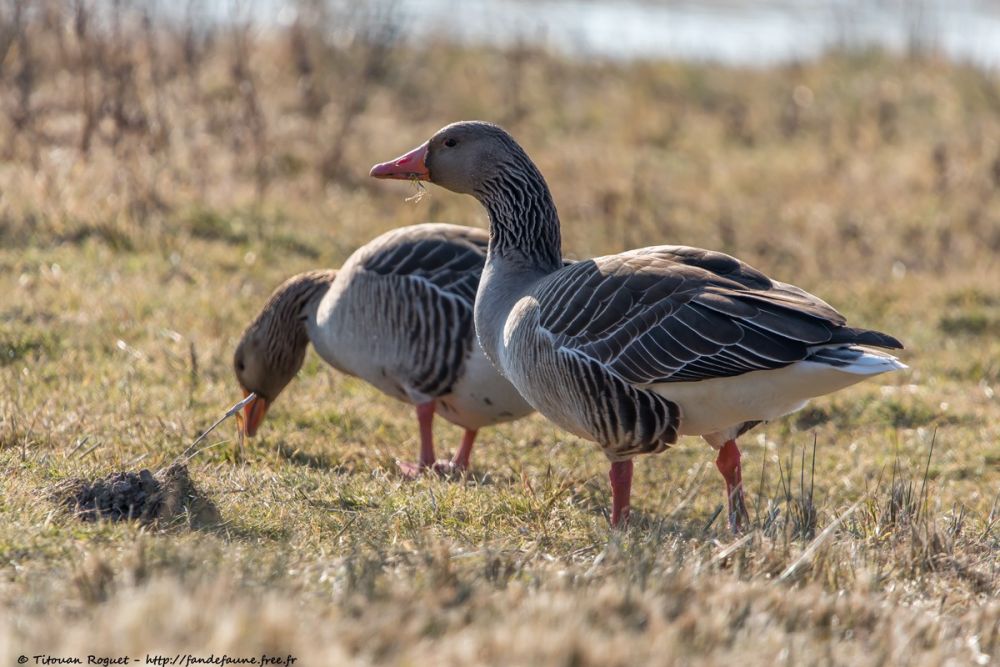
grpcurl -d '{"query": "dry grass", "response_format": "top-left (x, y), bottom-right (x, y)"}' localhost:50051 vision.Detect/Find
top-left (1, 2), bottom-right (999, 665)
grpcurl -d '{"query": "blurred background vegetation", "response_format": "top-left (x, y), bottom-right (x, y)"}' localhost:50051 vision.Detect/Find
top-left (1, 0), bottom-right (998, 279)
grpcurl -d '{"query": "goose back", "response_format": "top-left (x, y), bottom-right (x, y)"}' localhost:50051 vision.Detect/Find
top-left (534, 245), bottom-right (900, 386)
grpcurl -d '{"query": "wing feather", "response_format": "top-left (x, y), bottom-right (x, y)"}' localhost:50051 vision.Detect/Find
top-left (536, 245), bottom-right (901, 385)
top-left (360, 225), bottom-right (487, 397)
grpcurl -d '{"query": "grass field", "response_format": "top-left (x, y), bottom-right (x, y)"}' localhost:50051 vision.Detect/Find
top-left (1, 4), bottom-right (999, 664)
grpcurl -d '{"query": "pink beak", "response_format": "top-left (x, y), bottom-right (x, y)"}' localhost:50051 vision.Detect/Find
top-left (370, 142), bottom-right (430, 180)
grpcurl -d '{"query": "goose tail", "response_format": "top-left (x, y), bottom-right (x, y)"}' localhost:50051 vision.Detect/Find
top-left (806, 345), bottom-right (907, 376)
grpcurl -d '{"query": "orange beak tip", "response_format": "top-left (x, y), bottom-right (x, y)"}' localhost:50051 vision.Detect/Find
top-left (242, 396), bottom-right (269, 438)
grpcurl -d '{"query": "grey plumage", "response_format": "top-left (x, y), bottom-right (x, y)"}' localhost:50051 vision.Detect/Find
top-left (536, 247), bottom-right (902, 387)
top-left (306, 223), bottom-right (535, 430)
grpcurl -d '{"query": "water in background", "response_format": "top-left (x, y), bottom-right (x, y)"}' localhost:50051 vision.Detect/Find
top-left (216, 0), bottom-right (1000, 67)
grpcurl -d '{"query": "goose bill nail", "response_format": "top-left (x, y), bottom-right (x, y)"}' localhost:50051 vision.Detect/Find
top-left (242, 392), bottom-right (269, 437)
top-left (370, 142), bottom-right (429, 180)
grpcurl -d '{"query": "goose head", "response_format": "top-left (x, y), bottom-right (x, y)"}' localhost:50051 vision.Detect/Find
top-left (233, 270), bottom-right (336, 437)
top-left (372, 121), bottom-right (562, 270)
top-left (370, 121), bottom-right (515, 195)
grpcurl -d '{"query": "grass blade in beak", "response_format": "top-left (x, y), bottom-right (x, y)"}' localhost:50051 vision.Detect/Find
top-left (405, 176), bottom-right (429, 203)
top-left (178, 392), bottom-right (257, 463)
top-left (235, 410), bottom-right (246, 453)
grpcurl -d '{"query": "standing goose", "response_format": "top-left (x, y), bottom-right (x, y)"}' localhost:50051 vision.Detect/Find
top-left (371, 122), bottom-right (905, 530)
top-left (234, 223), bottom-right (534, 475)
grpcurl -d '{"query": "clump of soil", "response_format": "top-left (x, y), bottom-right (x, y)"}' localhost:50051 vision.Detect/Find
top-left (51, 463), bottom-right (220, 527)
top-left (64, 468), bottom-right (160, 521)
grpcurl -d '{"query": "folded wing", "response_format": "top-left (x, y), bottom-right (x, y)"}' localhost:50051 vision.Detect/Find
top-left (536, 245), bottom-right (902, 386)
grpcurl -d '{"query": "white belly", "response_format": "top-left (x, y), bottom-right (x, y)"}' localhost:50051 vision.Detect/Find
top-left (653, 361), bottom-right (881, 436)
top-left (436, 345), bottom-right (534, 430)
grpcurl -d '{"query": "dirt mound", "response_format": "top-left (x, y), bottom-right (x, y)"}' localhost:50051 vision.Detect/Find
top-left (51, 463), bottom-right (220, 527)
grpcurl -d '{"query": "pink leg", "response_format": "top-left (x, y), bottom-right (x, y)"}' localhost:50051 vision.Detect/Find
top-left (397, 400), bottom-right (437, 478)
top-left (451, 429), bottom-right (477, 471)
top-left (715, 439), bottom-right (749, 533)
top-left (416, 401), bottom-right (436, 466)
top-left (609, 459), bottom-right (634, 528)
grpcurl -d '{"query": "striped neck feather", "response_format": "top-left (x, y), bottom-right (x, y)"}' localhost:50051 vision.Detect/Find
top-left (473, 140), bottom-right (562, 272)
top-left (253, 270), bottom-right (335, 370)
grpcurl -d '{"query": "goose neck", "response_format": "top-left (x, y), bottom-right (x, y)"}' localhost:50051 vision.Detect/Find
top-left (475, 157), bottom-right (562, 273)
top-left (263, 271), bottom-right (335, 354)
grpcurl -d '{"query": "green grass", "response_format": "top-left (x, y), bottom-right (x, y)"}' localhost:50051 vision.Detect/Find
top-left (1, 8), bottom-right (999, 665)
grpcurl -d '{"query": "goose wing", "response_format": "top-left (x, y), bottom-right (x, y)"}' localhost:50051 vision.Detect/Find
top-left (357, 225), bottom-right (488, 398)
top-left (362, 225), bottom-right (488, 307)
top-left (535, 245), bottom-right (902, 386)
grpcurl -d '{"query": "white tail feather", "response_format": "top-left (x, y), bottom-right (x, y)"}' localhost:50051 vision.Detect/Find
top-left (807, 345), bottom-right (907, 376)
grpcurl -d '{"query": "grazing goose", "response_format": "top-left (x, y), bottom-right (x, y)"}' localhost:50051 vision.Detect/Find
top-left (371, 122), bottom-right (905, 530)
top-left (233, 223), bottom-right (534, 475)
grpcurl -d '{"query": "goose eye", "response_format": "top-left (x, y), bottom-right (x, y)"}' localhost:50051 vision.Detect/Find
top-left (236, 360), bottom-right (245, 372)
top-left (443, 138), bottom-right (458, 148)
